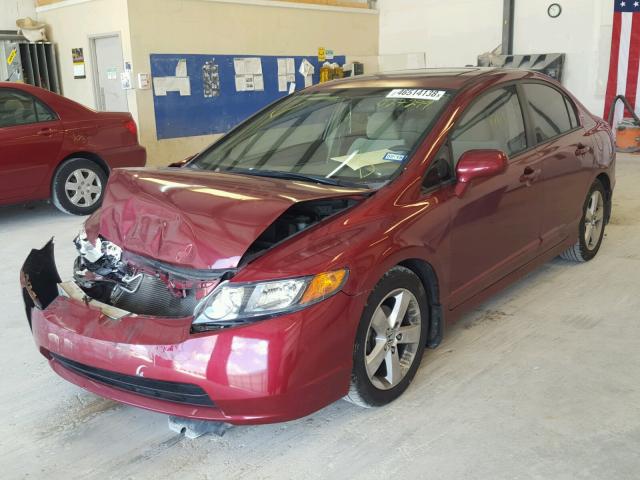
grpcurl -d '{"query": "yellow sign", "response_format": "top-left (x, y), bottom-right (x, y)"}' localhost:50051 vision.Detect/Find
top-left (318, 47), bottom-right (326, 62)
top-left (7, 48), bottom-right (17, 65)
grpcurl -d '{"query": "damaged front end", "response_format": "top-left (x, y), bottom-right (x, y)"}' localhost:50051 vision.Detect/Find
top-left (71, 229), bottom-right (232, 318)
top-left (20, 237), bottom-right (232, 331)
top-left (21, 197), bottom-right (361, 328)
top-left (21, 166), bottom-right (368, 331)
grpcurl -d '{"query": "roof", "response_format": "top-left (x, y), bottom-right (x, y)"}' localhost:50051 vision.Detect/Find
top-left (308, 67), bottom-right (532, 91)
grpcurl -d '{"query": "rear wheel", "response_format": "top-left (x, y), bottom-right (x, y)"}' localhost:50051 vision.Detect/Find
top-left (51, 158), bottom-right (107, 215)
top-left (345, 266), bottom-right (428, 407)
top-left (560, 179), bottom-right (607, 262)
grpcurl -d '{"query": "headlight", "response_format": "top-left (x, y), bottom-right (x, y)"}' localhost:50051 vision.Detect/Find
top-left (193, 269), bottom-right (348, 326)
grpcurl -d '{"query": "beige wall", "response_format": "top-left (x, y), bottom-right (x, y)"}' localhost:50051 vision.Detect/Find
top-left (127, 0), bottom-right (378, 165)
top-left (1, 0), bottom-right (36, 30)
top-left (37, 0), bottom-right (138, 119)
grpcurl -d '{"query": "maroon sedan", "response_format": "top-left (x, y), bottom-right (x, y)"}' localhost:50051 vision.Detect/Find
top-left (21, 68), bottom-right (614, 424)
top-left (0, 82), bottom-right (145, 214)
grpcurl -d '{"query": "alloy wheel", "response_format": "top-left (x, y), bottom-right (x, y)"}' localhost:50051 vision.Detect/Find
top-left (584, 190), bottom-right (604, 250)
top-left (364, 288), bottom-right (422, 390)
top-left (64, 168), bottom-right (103, 207)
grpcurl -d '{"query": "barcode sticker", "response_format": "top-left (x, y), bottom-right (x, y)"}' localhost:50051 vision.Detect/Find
top-left (386, 89), bottom-right (446, 101)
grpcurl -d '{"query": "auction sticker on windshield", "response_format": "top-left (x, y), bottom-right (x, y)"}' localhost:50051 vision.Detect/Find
top-left (387, 89), bottom-right (446, 101)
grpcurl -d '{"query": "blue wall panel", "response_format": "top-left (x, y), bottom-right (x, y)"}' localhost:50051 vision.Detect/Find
top-left (150, 53), bottom-right (345, 140)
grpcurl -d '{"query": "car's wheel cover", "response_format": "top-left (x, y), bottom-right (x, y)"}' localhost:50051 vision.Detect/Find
top-left (364, 288), bottom-right (422, 390)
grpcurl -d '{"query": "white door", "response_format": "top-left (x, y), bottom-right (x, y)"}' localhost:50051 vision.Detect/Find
top-left (93, 35), bottom-right (128, 112)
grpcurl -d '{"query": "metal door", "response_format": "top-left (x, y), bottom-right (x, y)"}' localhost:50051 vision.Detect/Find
top-left (93, 35), bottom-right (128, 112)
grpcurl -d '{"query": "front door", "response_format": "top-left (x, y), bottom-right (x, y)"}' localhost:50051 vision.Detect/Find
top-left (0, 88), bottom-right (63, 203)
top-left (92, 35), bottom-right (128, 112)
top-left (448, 86), bottom-right (544, 308)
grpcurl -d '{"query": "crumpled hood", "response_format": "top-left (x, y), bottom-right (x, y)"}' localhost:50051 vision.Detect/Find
top-left (85, 168), bottom-right (365, 269)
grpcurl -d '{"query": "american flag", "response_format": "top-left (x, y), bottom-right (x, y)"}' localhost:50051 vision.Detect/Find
top-left (604, 1), bottom-right (640, 126)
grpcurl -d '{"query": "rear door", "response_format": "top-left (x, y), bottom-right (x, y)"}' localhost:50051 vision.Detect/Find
top-left (0, 88), bottom-right (64, 203)
top-left (519, 82), bottom-right (596, 248)
top-left (448, 85), bottom-right (544, 308)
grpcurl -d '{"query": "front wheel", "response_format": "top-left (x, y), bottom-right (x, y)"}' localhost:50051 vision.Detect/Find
top-left (560, 179), bottom-right (607, 262)
top-left (51, 158), bottom-right (107, 215)
top-left (345, 266), bottom-right (428, 408)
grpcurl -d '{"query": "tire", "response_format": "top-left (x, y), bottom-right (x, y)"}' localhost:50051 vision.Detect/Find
top-left (51, 158), bottom-right (108, 215)
top-left (345, 266), bottom-right (429, 408)
top-left (560, 179), bottom-right (607, 262)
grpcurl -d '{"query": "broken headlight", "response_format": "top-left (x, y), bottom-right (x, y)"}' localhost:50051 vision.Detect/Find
top-left (193, 269), bottom-right (348, 326)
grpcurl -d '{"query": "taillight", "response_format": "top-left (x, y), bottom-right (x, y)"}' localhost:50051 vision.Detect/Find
top-left (124, 118), bottom-right (137, 139)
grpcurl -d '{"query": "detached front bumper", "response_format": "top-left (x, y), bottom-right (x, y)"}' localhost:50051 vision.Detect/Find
top-left (20, 241), bottom-right (363, 425)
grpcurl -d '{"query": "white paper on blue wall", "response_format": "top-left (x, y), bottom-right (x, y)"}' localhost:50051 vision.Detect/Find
top-left (233, 58), bottom-right (246, 75)
top-left (175, 59), bottom-right (187, 77)
top-left (153, 58), bottom-right (191, 96)
top-left (253, 74), bottom-right (264, 91)
top-left (278, 75), bottom-right (287, 92)
top-left (286, 58), bottom-right (295, 75)
top-left (153, 76), bottom-right (191, 96)
top-left (246, 57), bottom-right (262, 75)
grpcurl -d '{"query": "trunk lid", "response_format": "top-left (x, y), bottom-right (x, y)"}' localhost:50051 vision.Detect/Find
top-left (88, 168), bottom-right (365, 269)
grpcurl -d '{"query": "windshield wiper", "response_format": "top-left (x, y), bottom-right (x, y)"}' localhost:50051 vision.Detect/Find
top-left (231, 169), bottom-right (366, 188)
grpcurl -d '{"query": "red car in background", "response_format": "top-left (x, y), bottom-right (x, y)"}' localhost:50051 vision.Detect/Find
top-left (21, 68), bottom-right (615, 425)
top-left (0, 82), bottom-right (145, 215)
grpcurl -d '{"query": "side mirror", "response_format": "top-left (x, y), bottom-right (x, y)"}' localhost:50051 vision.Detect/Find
top-left (454, 149), bottom-right (508, 197)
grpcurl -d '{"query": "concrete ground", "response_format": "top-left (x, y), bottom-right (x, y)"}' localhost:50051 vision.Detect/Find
top-left (1, 154), bottom-right (639, 480)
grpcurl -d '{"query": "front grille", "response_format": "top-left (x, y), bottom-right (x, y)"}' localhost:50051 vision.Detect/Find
top-left (51, 353), bottom-right (214, 407)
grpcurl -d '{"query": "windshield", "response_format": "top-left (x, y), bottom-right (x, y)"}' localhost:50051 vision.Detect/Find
top-left (189, 87), bottom-right (455, 188)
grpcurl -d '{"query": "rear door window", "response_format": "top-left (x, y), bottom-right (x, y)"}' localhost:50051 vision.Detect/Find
top-left (521, 83), bottom-right (575, 143)
top-left (450, 86), bottom-right (527, 164)
top-left (0, 89), bottom-right (56, 127)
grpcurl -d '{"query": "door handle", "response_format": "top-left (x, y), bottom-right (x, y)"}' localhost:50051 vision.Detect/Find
top-left (37, 128), bottom-right (56, 136)
top-left (575, 143), bottom-right (591, 156)
top-left (520, 166), bottom-right (541, 184)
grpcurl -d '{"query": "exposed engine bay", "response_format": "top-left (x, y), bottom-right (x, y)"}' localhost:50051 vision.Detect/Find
top-left (241, 197), bottom-right (359, 262)
top-left (73, 232), bottom-right (222, 317)
top-left (72, 197), bottom-right (359, 318)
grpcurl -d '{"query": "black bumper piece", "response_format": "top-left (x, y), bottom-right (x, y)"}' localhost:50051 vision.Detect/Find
top-left (50, 353), bottom-right (215, 407)
top-left (20, 239), bottom-right (62, 327)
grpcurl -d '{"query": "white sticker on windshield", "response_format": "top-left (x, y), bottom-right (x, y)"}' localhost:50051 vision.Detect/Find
top-left (383, 152), bottom-right (406, 162)
top-left (386, 89), bottom-right (446, 101)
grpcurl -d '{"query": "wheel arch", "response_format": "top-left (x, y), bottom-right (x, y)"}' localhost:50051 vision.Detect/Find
top-left (53, 151), bottom-right (110, 181)
top-left (396, 258), bottom-right (443, 348)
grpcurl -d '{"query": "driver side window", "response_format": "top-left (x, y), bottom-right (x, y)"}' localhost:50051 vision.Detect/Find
top-left (450, 86), bottom-right (527, 165)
